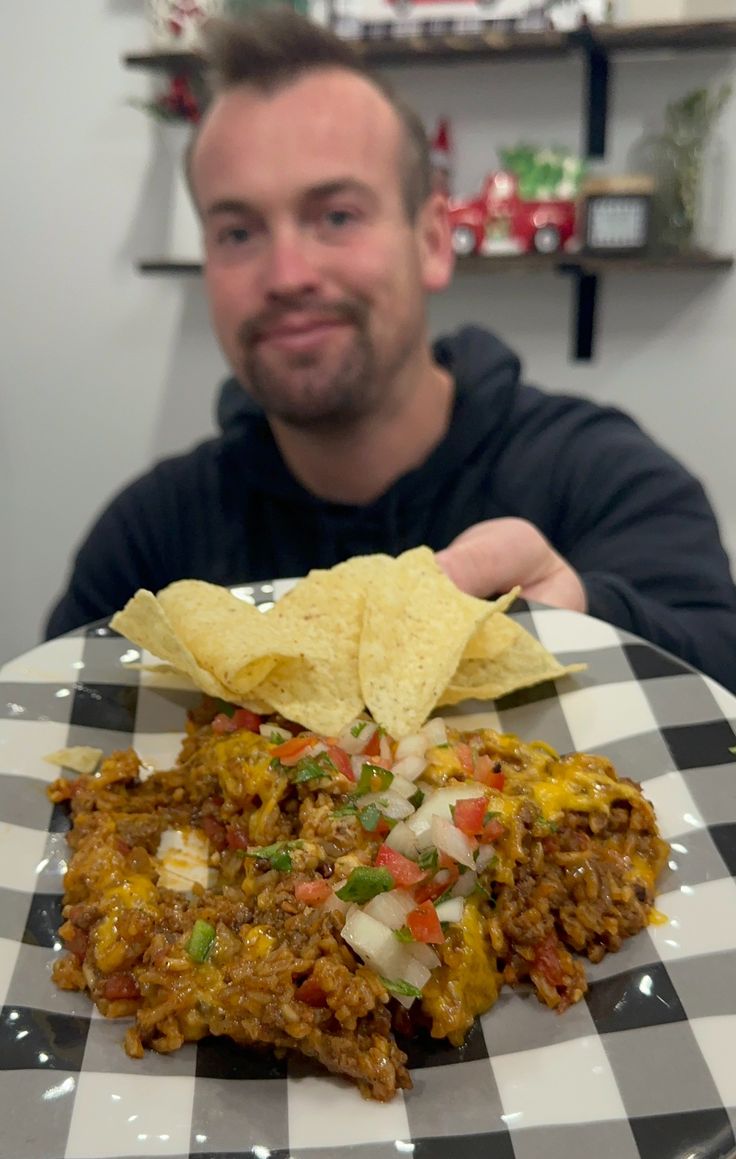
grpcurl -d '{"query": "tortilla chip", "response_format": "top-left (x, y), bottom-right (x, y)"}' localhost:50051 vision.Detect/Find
top-left (461, 589), bottom-right (522, 660)
top-left (44, 746), bottom-right (103, 775)
top-left (359, 547), bottom-right (495, 737)
top-left (156, 580), bottom-right (302, 694)
top-left (110, 589), bottom-right (240, 702)
top-left (439, 617), bottom-right (586, 706)
top-left (249, 556), bottom-right (386, 735)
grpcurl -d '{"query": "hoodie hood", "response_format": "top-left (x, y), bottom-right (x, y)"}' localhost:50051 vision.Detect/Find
top-left (214, 326), bottom-right (522, 510)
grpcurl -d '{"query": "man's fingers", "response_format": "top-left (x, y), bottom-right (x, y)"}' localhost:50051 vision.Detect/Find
top-left (436, 518), bottom-right (546, 598)
top-left (435, 540), bottom-right (499, 598)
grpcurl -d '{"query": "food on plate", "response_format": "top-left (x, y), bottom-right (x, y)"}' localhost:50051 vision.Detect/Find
top-left (110, 547), bottom-right (584, 736)
top-left (43, 745), bottom-right (103, 775)
top-left (49, 703), bottom-right (669, 1101)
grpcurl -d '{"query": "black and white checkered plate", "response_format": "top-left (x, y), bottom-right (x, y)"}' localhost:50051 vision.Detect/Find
top-left (2, 586), bottom-right (735, 1159)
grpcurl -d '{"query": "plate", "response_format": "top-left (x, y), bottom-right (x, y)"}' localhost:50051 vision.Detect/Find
top-left (2, 594), bottom-right (736, 1159)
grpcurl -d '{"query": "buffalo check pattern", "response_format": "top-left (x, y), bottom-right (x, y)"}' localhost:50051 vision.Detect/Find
top-left (1, 591), bottom-right (736, 1159)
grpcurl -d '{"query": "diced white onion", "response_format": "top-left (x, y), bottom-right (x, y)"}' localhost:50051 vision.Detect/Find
top-left (384, 820), bottom-right (420, 859)
top-left (407, 941), bottom-right (441, 971)
top-left (157, 828), bottom-right (213, 892)
top-left (379, 734), bottom-right (393, 764)
top-left (342, 908), bottom-right (428, 1002)
top-left (389, 772), bottom-right (420, 799)
top-left (260, 723), bottom-right (293, 743)
top-left (363, 889), bottom-right (415, 929)
top-left (421, 717), bottom-right (447, 746)
top-left (431, 815), bottom-right (477, 869)
top-left (394, 956), bottom-right (432, 1009)
top-left (391, 754), bottom-right (427, 783)
top-left (450, 870), bottom-right (477, 898)
top-left (337, 720), bottom-right (377, 755)
top-left (322, 890), bottom-right (350, 916)
top-left (359, 789), bottom-right (414, 821)
top-left (435, 896), bottom-right (465, 924)
top-left (407, 784), bottom-right (487, 842)
top-left (350, 754), bottom-right (366, 781)
top-left (395, 734), bottom-right (428, 761)
top-left (475, 844), bottom-right (497, 872)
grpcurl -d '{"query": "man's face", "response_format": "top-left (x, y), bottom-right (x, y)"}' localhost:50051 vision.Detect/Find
top-left (190, 69), bottom-right (452, 429)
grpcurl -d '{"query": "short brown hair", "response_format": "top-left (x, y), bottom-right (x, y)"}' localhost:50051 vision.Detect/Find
top-left (191, 7), bottom-right (432, 219)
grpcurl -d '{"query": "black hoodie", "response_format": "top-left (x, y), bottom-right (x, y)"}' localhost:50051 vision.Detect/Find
top-left (45, 327), bottom-right (736, 691)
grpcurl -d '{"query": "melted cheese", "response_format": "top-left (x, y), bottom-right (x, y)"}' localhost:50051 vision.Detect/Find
top-left (529, 765), bottom-right (640, 821)
top-left (421, 899), bottom-right (502, 1045)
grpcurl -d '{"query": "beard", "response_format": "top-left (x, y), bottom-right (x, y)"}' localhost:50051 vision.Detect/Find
top-left (238, 296), bottom-right (381, 431)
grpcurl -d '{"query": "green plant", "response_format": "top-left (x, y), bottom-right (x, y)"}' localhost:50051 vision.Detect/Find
top-left (658, 84), bottom-right (731, 246)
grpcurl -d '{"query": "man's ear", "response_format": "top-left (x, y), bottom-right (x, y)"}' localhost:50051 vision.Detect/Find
top-left (416, 192), bottom-right (455, 293)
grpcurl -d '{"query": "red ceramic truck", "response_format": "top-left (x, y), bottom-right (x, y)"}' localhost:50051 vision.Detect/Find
top-left (448, 170), bottom-right (578, 257)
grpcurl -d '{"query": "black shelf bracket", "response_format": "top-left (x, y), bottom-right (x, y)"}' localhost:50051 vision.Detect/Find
top-left (572, 25), bottom-right (611, 159)
top-left (558, 263), bottom-right (599, 362)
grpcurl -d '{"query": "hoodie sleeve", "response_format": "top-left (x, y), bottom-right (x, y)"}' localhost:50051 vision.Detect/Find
top-left (545, 401), bottom-right (736, 692)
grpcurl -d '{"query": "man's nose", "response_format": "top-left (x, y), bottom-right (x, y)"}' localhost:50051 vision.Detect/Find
top-left (262, 228), bottom-right (320, 299)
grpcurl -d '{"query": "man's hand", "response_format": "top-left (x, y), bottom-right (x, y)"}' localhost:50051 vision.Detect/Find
top-left (435, 517), bottom-right (587, 613)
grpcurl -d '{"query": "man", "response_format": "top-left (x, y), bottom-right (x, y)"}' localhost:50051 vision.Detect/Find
top-left (46, 9), bottom-right (736, 692)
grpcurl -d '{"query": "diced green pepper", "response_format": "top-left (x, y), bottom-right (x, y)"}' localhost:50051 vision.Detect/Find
top-left (186, 919), bottom-right (216, 963)
top-left (335, 866), bottom-right (394, 903)
top-left (356, 763), bottom-right (393, 797)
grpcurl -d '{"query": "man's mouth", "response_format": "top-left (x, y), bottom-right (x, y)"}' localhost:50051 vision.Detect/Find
top-left (252, 316), bottom-right (352, 350)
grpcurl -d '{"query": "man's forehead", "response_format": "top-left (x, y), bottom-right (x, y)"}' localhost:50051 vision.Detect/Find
top-left (192, 69), bottom-right (402, 188)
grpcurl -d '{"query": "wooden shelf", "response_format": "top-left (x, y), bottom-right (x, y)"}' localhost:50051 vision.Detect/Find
top-left (137, 250), bottom-right (733, 276)
top-left (127, 21), bottom-right (736, 359)
top-left (124, 19), bottom-right (736, 71)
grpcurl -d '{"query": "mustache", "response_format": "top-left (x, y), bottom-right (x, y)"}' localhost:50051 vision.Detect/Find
top-left (239, 297), bottom-right (367, 347)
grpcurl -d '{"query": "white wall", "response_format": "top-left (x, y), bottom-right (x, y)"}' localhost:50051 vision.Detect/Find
top-left (2, 2), bottom-right (735, 662)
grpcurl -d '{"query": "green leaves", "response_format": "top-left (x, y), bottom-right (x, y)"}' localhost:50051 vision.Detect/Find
top-left (244, 841), bottom-right (303, 873)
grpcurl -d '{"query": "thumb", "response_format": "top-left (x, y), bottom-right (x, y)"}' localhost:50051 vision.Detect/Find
top-left (435, 538), bottom-right (502, 598)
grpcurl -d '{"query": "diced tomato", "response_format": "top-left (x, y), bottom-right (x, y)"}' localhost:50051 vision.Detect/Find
top-left (65, 928), bottom-right (89, 961)
top-left (475, 755), bottom-right (506, 791)
top-left (481, 818), bottom-right (505, 843)
top-left (226, 825), bottom-right (250, 851)
top-left (407, 900), bottom-right (445, 944)
top-left (231, 708), bottom-right (261, 732)
top-left (326, 744), bottom-right (354, 781)
top-left (296, 976), bottom-right (328, 1007)
top-left (374, 844), bottom-right (425, 888)
top-left (102, 973), bottom-right (141, 1001)
top-left (271, 734), bottom-right (317, 765)
top-left (413, 862), bottom-right (459, 904)
top-left (452, 796), bottom-right (487, 836)
top-left (534, 934), bottom-right (566, 988)
top-left (200, 814), bottom-right (227, 852)
top-left (294, 879), bottom-right (332, 906)
top-left (454, 742), bottom-right (475, 775)
top-left (362, 729), bottom-right (382, 758)
top-left (211, 712), bottom-right (237, 734)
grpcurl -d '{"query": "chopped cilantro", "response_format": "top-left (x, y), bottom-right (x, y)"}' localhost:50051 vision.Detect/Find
top-left (358, 803), bottom-right (383, 832)
top-left (333, 801), bottom-right (358, 818)
top-left (244, 841), bottom-right (303, 873)
top-left (350, 721), bottom-right (368, 738)
top-left (418, 847), bottom-right (439, 872)
top-left (393, 926), bottom-right (414, 943)
top-left (294, 757), bottom-right (330, 784)
top-left (380, 976), bottom-right (423, 998)
top-left (409, 788), bottom-right (425, 810)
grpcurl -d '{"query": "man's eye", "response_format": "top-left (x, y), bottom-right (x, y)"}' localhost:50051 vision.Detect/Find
top-left (218, 226), bottom-right (250, 246)
top-left (324, 209), bottom-right (357, 228)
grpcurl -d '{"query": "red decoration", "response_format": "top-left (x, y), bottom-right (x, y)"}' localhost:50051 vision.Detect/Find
top-left (448, 170), bottom-right (578, 256)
